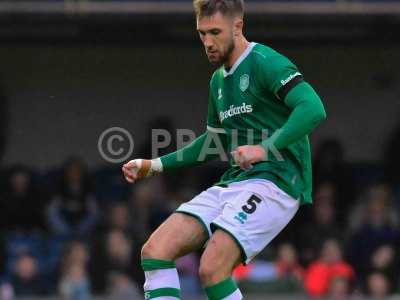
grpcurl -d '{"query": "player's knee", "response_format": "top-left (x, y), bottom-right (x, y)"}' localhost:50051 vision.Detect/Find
top-left (141, 240), bottom-right (162, 259)
top-left (199, 256), bottom-right (230, 285)
top-left (141, 237), bottom-right (177, 260)
top-left (199, 261), bottom-right (218, 285)
top-left (140, 240), bottom-right (152, 259)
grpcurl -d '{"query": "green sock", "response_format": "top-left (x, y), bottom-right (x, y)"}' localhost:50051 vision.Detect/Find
top-left (205, 277), bottom-right (243, 300)
top-left (142, 258), bottom-right (181, 299)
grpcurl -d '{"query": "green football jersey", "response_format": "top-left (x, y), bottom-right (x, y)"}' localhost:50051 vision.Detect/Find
top-left (207, 42), bottom-right (313, 205)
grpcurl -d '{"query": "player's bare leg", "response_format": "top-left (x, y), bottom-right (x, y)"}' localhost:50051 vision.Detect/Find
top-left (141, 212), bottom-right (208, 300)
top-left (142, 212), bottom-right (208, 259)
top-left (199, 229), bottom-right (243, 300)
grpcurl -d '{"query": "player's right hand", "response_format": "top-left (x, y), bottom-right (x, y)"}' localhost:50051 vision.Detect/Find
top-left (122, 159), bottom-right (152, 183)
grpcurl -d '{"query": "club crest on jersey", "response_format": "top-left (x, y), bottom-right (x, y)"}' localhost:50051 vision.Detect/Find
top-left (239, 74), bottom-right (249, 92)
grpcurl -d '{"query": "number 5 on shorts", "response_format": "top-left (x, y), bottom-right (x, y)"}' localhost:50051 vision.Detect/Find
top-left (242, 195), bottom-right (262, 214)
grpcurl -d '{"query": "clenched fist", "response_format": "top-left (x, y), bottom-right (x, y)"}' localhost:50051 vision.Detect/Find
top-left (231, 145), bottom-right (266, 171)
top-left (122, 159), bottom-right (162, 183)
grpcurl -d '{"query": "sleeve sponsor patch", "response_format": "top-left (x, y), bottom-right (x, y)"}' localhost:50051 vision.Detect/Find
top-left (277, 72), bottom-right (304, 100)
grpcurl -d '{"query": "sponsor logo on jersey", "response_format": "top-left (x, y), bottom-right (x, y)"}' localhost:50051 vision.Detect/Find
top-left (281, 72), bottom-right (301, 86)
top-left (239, 74), bottom-right (250, 92)
top-left (219, 102), bottom-right (253, 122)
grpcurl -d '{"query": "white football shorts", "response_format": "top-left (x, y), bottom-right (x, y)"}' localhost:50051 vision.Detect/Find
top-left (175, 179), bottom-right (300, 264)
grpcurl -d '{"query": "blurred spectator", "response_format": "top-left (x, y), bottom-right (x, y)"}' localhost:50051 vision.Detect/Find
top-left (274, 243), bottom-right (304, 281)
top-left (59, 265), bottom-right (90, 300)
top-left (129, 177), bottom-right (172, 241)
top-left (60, 241), bottom-right (89, 273)
top-left (328, 277), bottom-right (353, 300)
top-left (58, 240), bottom-right (90, 300)
top-left (89, 229), bottom-right (141, 294)
top-left (0, 165), bottom-right (47, 232)
top-left (363, 244), bottom-right (399, 295)
top-left (347, 183), bottom-right (400, 277)
top-left (366, 272), bottom-right (392, 300)
top-left (48, 157), bottom-right (99, 237)
top-left (304, 239), bottom-right (354, 298)
top-left (313, 139), bottom-right (355, 225)
top-left (108, 202), bottom-right (131, 232)
top-left (8, 252), bottom-right (46, 296)
top-left (0, 282), bottom-right (14, 300)
top-left (297, 182), bottom-right (342, 264)
top-left (94, 202), bottom-right (133, 236)
top-left (89, 190), bottom-right (146, 294)
top-left (128, 181), bottom-right (152, 242)
top-left (233, 243), bottom-right (303, 283)
top-left (105, 230), bottom-right (132, 270)
top-left (106, 271), bottom-right (141, 300)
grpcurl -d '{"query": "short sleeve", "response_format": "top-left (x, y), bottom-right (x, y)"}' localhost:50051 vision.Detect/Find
top-left (258, 53), bottom-right (304, 101)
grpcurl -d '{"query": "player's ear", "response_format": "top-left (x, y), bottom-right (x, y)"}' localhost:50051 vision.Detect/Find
top-left (233, 17), bottom-right (244, 36)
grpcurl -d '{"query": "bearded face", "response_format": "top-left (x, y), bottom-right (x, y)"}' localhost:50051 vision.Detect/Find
top-left (197, 12), bottom-right (239, 68)
top-left (206, 31), bottom-right (235, 67)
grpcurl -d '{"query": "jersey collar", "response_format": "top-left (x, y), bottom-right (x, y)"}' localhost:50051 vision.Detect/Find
top-left (223, 42), bottom-right (256, 78)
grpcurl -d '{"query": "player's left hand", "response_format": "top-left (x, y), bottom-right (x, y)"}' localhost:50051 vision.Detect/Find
top-left (231, 145), bottom-right (266, 171)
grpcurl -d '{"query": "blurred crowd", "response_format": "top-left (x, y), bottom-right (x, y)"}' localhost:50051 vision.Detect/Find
top-left (0, 127), bottom-right (400, 299)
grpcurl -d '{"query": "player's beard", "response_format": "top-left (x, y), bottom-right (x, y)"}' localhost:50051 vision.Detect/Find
top-left (209, 37), bottom-right (235, 68)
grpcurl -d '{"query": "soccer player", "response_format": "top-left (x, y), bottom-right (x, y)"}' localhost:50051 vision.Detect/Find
top-left (122, 0), bottom-right (326, 299)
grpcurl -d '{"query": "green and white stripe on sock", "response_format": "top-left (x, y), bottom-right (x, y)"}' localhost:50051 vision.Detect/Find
top-left (205, 277), bottom-right (243, 300)
top-left (142, 259), bottom-right (181, 300)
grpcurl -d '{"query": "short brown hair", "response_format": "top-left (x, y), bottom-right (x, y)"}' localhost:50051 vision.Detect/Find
top-left (193, 0), bottom-right (244, 19)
